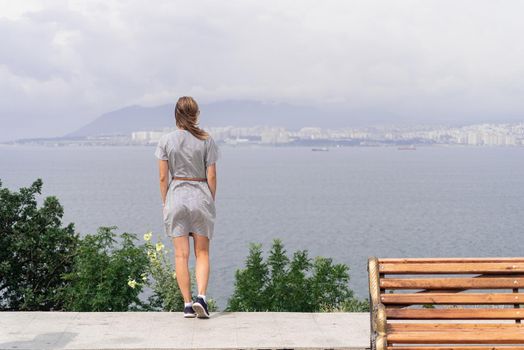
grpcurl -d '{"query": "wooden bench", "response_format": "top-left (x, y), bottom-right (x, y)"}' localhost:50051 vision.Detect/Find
top-left (367, 257), bottom-right (524, 350)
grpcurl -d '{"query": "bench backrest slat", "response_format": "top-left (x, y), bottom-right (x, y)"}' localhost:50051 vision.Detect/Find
top-left (380, 277), bottom-right (524, 289)
top-left (381, 292), bottom-right (524, 305)
top-left (380, 262), bottom-right (524, 274)
top-left (387, 308), bottom-right (524, 319)
top-left (379, 257), bottom-right (524, 263)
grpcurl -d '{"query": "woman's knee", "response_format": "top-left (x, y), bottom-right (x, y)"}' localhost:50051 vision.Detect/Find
top-left (192, 234), bottom-right (209, 258)
top-left (173, 236), bottom-right (190, 261)
top-left (175, 250), bottom-right (190, 260)
top-left (194, 247), bottom-right (209, 259)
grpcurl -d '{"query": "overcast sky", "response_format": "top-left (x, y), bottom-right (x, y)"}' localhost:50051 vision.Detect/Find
top-left (1, 0), bottom-right (523, 141)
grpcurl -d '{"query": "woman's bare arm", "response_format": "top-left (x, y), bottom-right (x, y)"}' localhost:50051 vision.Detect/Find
top-left (206, 163), bottom-right (217, 200)
top-left (158, 159), bottom-right (169, 205)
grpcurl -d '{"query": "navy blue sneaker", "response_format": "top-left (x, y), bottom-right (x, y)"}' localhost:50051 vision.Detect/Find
top-left (184, 304), bottom-right (196, 318)
top-left (192, 297), bottom-right (210, 318)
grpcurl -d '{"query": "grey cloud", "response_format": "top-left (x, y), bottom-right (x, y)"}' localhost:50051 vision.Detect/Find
top-left (0, 0), bottom-right (524, 142)
top-left (0, 18), bottom-right (69, 80)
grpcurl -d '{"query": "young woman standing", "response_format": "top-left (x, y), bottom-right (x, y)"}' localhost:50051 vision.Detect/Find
top-left (155, 96), bottom-right (219, 318)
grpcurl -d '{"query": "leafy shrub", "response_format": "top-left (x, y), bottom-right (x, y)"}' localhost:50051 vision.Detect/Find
top-left (143, 232), bottom-right (217, 312)
top-left (62, 226), bottom-right (148, 311)
top-left (0, 179), bottom-right (79, 310)
top-left (1, 178), bottom-right (365, 313)
top-left (227, 239), bottom-right (369, 312)
top-left (0, 182), bottom-right (217, 312)
top-left (143, 232), bottom-right (184, 311)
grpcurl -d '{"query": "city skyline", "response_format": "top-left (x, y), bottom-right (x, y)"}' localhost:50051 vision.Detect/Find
top-left (127, 122), bottom-right (524, 147)
top-left (7, 121), bottom-right (524, 148)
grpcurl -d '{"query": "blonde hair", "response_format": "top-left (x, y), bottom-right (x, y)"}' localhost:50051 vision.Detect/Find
top-left (174, 96), bottom-right (209, 140)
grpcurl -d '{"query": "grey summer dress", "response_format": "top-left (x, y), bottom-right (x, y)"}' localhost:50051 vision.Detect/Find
top-left (154, 129), bottom-right (220, 240)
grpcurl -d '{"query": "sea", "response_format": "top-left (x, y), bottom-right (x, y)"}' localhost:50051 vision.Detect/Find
top-left (1, 144), bottom-right (523, 310)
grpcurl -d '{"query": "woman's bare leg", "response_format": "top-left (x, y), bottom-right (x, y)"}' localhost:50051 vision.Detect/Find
top-left (173, 236), bottom-right (192, 303)
top-left (192, 233), bottom-right (210, 295)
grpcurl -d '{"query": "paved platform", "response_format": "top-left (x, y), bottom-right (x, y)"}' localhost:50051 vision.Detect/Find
top-left (0, 312), bottom-right (369, 350)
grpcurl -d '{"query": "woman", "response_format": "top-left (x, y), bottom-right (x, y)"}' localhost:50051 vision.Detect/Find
top-left (154, 96), bottom-right (219, 319)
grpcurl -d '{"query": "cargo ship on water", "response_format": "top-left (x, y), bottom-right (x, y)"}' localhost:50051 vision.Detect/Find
top-left (397, 145), bottom-right (416, 151)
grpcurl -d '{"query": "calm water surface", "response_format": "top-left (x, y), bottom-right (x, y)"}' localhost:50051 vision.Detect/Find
top-left (1, 145), bottom-right (523, 309)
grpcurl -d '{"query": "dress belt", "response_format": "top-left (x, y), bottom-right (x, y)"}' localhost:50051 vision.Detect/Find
top-left (172, 176), bottom-right (207, 182)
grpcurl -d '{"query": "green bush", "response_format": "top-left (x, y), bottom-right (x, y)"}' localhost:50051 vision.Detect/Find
top-left (143, 232), bottom-right (184, 311)
top-left (62, 226), bottom-right (148, 311)
top-left (1, 179), bottom-right (367, 313)
top-left (227, 239), bottom-right (369, 312)
top-left (144, 232), bottom-right (217, 312)
top-left (0, 179), bottom-right (79, 311)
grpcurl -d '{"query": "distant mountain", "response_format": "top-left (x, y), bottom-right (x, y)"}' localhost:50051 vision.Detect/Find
top-left (66, 100), bottom-right (347, 137)
top-left (65, 104), bottom-right (171, 137)
top-left (64, 101), bottom-right (322, 137)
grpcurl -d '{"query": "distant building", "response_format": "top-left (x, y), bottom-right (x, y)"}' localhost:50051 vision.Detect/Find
top-left (131, 131), bottom-right (166, 143)
top-left (467, 132), bottom-right (479, 145)
top-left (261, 128), bottom-right (290, 144)
top-left (298, 127), bottom-right (323, 139)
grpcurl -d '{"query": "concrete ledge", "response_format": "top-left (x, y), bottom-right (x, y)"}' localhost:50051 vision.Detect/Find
top-left (0, 312), bottom-right (370, 350)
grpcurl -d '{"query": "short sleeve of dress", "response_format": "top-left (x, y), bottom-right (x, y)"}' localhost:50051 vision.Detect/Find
top-left (205, 137), bottom-right (220, 167)
top-left (154, 135), bottom-right (169, 160)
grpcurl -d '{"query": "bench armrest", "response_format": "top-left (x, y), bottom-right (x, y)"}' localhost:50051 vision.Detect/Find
top-left (370, 303), bottom-right (387, 350)
top-left (368, 257), bottom-right (386, 350)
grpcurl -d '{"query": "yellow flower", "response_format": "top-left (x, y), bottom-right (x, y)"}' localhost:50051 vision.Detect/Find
top-left (127, 279), bottom-right (137, 289)
top-left (172, 271), bottom-right (177, 279)
top-left (143, 232), bottom-right (153, 241)
top-left (141, 273), bottom-right (148, 282)
top-left (155, 242), bottom-right (165, 252)
top-left (147, 250), bottom-right (158, 263)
